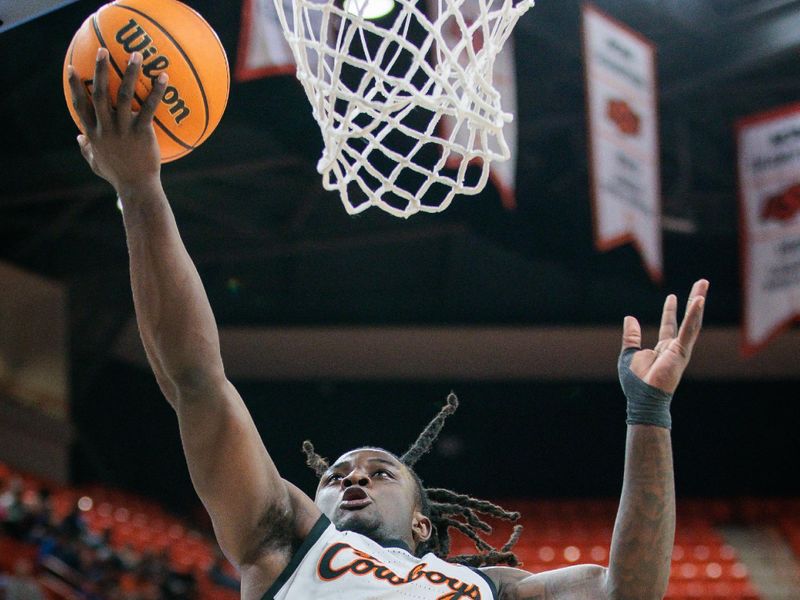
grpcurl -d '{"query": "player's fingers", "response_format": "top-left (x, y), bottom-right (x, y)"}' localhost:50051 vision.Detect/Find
top-left (676, 292), bottom-right (707, 357)
top-left (116, 52), bottom-right (142, 125)
top-left (135, 72), bottom-right (168, 128)
top-left (658, 294), bottom-right (678, 342)
top-left (621, 315), bottom-right (642, 351)
top-left (92, 48), bottom-right (113, 129)
top-left (684, 278), bottom-right (710, 318)
top-left (67, 66), bottom-right (96, 132)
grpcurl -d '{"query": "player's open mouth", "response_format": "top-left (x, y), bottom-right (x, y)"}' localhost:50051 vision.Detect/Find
top-left (340, 487), bottom-right (372, 510)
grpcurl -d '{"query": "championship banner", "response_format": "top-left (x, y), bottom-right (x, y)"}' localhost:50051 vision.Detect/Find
top-left (737, 103), bottom-right (800, 356)
top-left (427, 0), bottom-right (519, 210)
top-left (582, 4), bottom-right (661, 282)
top-left (235, 0), bottom-right (297, 81)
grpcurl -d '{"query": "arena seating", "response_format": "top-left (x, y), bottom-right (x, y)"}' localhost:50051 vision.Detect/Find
top-left (6, 462), bottom-right (799, 599)
top-left (738, 497), bottom-right (800, 559)
top-left (449, 500), bottom-right (762, 600)
top-left (0, 462), bottom-right (238, 600)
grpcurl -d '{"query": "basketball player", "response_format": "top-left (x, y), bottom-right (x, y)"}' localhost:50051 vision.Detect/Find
top-left (68, 49), bottom-right (709, 600)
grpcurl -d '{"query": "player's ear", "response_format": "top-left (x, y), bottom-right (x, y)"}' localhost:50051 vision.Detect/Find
top-left (412, 512), bottom-right (432, 544)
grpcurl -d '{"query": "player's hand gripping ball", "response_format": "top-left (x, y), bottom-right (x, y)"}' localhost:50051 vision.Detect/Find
top-left (63, 0), bottom-right (229, 162)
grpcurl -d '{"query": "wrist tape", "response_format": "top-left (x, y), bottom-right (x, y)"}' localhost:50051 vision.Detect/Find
top-left (618, 347), bottom-right (673, 430)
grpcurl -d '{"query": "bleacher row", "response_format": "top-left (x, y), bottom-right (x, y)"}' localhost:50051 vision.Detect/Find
top-left (4, 462), bottom-right (800, 599)
top-left (448, 499), bottom-right (777, 600)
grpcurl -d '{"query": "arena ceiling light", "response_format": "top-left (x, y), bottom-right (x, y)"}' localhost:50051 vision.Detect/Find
top-left (344, 0), bottom-right (396, 20)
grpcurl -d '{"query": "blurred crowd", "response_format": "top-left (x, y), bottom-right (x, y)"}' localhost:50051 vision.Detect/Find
top-left (0, 476), bottom-right (238, 600)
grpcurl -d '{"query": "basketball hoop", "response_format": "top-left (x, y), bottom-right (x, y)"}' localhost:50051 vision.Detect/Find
top-left (273, 0), bottom-right (534, 217)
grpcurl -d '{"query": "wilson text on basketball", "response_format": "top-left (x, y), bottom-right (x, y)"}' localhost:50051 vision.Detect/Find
top-left (115, 19), bottom-right (190, 124)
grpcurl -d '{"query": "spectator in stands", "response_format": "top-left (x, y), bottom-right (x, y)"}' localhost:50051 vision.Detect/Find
top-left (26, 489), bottom-right (52, 532)
top-left (92, 530), bottom-right (127, 574)
top-left (0, 478), bottom-right (27, 539)
top-left (33, 523), bottom-right (59, 562)
top-left (161, 569), bottom-right (197, 600)
top-left (116, 543), bottom-right (140, 571)
top-left (0, 475), bottom-right (222, 600)
top-left (59, 501), bottom-right (86, 539)
top-left (51, 532), bottom-right (81, 571)
top-left (0, 559), bottom-right (45, 600)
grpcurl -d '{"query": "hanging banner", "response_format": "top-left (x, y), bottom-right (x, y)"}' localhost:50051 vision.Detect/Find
top-left (428, 0), bottom-right (520, 210)
top-left (737, 103), bottom-right (800, 356)
top-left (582, 4), bottom-right (661, 282)
top-left (235, 0), bottom-right (297, 81)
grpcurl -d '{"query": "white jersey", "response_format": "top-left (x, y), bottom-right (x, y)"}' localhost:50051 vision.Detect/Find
top-left (263, 515), bottom-right (498, 600)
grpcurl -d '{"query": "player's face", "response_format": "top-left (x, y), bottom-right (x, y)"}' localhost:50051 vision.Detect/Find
top-left (315, 449), bottom-right (430, 550)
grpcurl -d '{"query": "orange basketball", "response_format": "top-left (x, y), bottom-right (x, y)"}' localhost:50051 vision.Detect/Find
top-left (63, 0), bottom-right (229, 163)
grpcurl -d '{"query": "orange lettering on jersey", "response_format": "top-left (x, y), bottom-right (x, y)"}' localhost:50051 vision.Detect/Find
top-left (317, 542), bottom-right (483, 600)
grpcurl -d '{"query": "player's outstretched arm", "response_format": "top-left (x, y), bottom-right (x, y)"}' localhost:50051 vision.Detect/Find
top-left (605, 279), bottom-right (707, 600)
top-left (485, 279), bottom-right (708, 600)
top-left (67, 49), bottom-right (320, 570)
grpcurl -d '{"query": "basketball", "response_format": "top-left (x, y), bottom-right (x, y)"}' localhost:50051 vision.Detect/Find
top-left (63, 0), bottom-right (229, 163)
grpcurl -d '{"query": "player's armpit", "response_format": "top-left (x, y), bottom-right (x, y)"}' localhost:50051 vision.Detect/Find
top-left (483, 565), bottom-right (608, 600)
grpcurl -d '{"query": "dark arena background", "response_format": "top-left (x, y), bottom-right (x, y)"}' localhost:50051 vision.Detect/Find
top-left (1, 1), bottom-right (799, 599)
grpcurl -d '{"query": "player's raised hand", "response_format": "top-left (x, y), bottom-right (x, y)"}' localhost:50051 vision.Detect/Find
top-left (620, 279), bottom-right (709, 394)
top-left (67, 48), bottom-right (168, 195)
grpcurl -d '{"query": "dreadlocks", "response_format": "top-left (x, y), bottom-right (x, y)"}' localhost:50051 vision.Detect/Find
top-left (301, 392), bottom-right (523, 568)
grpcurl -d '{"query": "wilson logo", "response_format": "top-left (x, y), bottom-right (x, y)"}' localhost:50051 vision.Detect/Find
top-left (317, 542), bottom-right (483, 600)
top-left (115, 19), bottom-right (190, 124)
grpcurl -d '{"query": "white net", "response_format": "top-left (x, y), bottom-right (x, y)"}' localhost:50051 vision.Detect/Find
top-left (273, 0), bottom-right (534, 217)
